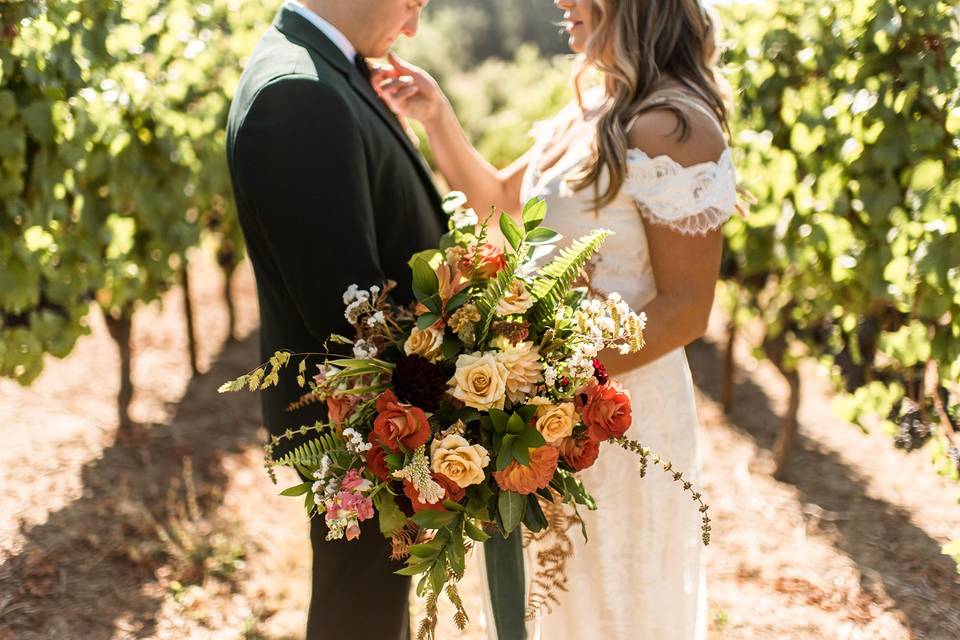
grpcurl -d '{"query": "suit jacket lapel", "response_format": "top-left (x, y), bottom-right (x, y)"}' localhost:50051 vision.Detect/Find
top-left (274, 8), bottom-right (443, 211)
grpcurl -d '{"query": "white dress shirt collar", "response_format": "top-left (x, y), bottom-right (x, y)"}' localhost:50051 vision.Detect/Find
top-left (284, 1), bottom-right (358, 63)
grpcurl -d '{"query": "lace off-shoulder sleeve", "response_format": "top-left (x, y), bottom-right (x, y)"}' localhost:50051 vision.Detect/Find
top-left (622, 147), bottom-right (738, 236)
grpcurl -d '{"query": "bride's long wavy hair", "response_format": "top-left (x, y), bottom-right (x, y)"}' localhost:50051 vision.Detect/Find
top-left (568, 0), bottom-right (731, 209)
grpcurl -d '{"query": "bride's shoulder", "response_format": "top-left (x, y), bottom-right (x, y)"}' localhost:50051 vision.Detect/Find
top-left (624, 98), bottom-right (728, 170)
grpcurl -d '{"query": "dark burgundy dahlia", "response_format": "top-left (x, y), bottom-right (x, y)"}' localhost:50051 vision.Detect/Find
top-left (391, 354), bottom-right (447, 411)
top-left (592, 358), bottom-right (609, 385)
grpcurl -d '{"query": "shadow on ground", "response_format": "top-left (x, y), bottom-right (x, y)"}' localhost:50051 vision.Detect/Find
top-left (0, 332), bottom-right (263, 639)
top-left (688, 337), bottom-right (960, 638)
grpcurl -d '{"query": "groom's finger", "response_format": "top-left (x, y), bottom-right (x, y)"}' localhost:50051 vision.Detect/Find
top-left (387, 51), bottom-right (414, 74)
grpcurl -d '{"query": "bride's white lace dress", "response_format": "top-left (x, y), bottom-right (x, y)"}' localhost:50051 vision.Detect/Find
top-left (481, 88), bottom-right (738, 640)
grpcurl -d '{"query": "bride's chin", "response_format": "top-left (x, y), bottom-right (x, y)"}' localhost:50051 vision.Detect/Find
top-left (566, 36), bottom-right (585, 54)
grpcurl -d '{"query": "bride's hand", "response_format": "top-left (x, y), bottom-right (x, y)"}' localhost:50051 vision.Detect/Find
top-left (372, 52), bottom-right (447, 126)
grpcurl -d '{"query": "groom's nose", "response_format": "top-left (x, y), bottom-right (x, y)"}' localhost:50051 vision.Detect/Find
top-left (401, 12), bottom-right (421, 37)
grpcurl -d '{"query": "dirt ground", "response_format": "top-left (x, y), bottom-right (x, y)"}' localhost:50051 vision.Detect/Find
top-left (1, 250), bottom-right (959, 639)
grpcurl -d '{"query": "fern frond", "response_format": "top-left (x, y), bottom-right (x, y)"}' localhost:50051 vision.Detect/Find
top-left (528, 229), bottom-right (611, 326)
top-left (272, 431), bottom-right (345, 469)
top-left (474, 249), bottom-right (523, 345)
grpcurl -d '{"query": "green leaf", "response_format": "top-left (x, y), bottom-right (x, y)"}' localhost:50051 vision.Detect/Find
top-left (498, 490), bottom-right (526, 534)
top-left (499, 212), bottom-right (524, 251)
top-left (445, 290), bottom-right (470, 313)
top-left (497, 434), bottom-right (517, 471)
top-left (412, 257), bottom-right (440, 300)
top-left (395, 560), bottom-right (434, 576)
top-left (417, 312), bottom-right (441, 330)
top-left (466, 483), bottom-right (493, 520)
top-left (522, 494), bottom-right (548, 532)
top-left (446, 526), bottom-right (466, 577)
top-left (411, 510), bottom-right (459, 530)
top-left (521, 198), bottom-right (548, 232)
top-left (374, 491), bottom-right (408, 536)
top-left (464, 518), bottom-right (491, 542)
top-left (506, 413), bottom-right (526, 434)
top-left (516, 404), bottom-right (537, 423)
top-left (410, 541), bottom-right (443, 558)
top-left (442, 335), bottom-right (463, 360)
top-left (443, 499), bottom-right (467, 512)
top-left (511, 442), bottom-right (530, 466)
top-left (489, 409), bottom-right (510, 433)
top-left (280, 482), bottom-right (311, 497)
top-left (525, 227), bottom-right (562, 245)
top-left (514, 426), bottom-right (546, 449)
top-left (429, 559), bottom-right (448, 594)
top-left (385, 453), bottom-right (404, 469)
top-left (408, 249), bottom-right (443, 270)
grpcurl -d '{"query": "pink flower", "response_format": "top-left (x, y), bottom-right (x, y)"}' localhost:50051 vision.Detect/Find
top-left (345, 524), bottom-right (362, 541)
top-left (325, 490), bottom-right (374, 523)
top-left (342, 468), bottom-right (372, 492)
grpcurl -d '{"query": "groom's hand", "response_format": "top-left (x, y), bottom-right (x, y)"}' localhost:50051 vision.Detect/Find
top-left (372, 52), bottom-right (446, 126)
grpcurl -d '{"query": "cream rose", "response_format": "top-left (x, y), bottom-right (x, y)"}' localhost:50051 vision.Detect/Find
top-left (492, 337), bottom-right (543, 404)
top-left (430, 434), bottom-right (490, 488)
top-left (534, 402), bottom-right (576, 443)
top-left (448, 351), bottom-right (508, 410)
top-left (495, 280), bottom-right (534, 316)
top-left (404, 325), bottom-right (444, 361)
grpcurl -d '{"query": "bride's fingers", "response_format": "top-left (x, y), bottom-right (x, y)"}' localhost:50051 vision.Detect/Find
top-left (377, 76), bottom-right (414, 95)
top-left (387, 51), bottom-right (415, 74)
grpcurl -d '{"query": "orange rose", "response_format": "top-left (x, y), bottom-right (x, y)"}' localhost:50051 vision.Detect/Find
top-left (558, 434), bottom-right (600, 471)
top-left (403, 473), bottom-right (466, 512)
top-left (327, 393), bottom-right (359, 424)
top-left (372, 390), bottom-right (431, 452)
top-left (493, 445), bottom-right (559, 495)
top-left (364, 443), bottom-right (391, 482)
top-left (460, 243), bottom-right (506, 279)
top-left (576, 380), bottom-right (632, 441)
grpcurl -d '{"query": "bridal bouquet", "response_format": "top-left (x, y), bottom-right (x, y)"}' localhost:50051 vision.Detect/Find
top-left (219, 194), bottom-right (710, 638)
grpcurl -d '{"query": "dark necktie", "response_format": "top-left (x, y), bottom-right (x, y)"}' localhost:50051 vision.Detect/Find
top-left (354, 53), bottom-right (371, 82)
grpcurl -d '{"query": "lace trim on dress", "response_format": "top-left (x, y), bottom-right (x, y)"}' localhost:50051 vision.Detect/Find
top-left (622, 147), bottom-right (737, 236)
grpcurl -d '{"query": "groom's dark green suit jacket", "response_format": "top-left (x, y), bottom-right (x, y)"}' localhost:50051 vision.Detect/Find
top-left (225, 7), bottom-right (445, 639)
top-left (226, 8), bottom-right (446, 455)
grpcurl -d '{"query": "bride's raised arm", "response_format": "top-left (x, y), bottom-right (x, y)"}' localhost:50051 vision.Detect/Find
top-left (373, 53), bottom-right (529, 216)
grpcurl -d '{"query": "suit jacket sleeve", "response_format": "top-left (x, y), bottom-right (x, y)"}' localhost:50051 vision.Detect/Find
top-left (234, 75), bottom-right (383, 342)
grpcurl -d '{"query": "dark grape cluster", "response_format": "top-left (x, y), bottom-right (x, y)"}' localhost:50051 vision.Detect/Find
top-left (894, 411), bottom-right (933, 452)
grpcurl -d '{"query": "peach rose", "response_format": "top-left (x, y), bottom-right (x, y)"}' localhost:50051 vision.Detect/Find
top-left (430, 434), bottom-right (490, 488)
top-left (534, 402), bottom-right (576, 444)
top-left (461, 243), bottom-right (506, 279)
top-left (448, 352), bottom-right (508, 411)
top-left (558, 434), bottom-right (600, 471)
top-left (492, 338), bottom-right (543, 404)
top-left (404, 325), bottom-right (444, 362)
top-left (372, 390), bottom-right (431, 452)
top-left (495, 279), bottom-right (534, 316)
top-left (576, 380), bottom-right (633, 441)
top-left (493, 445), bottom-right (559, 495)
